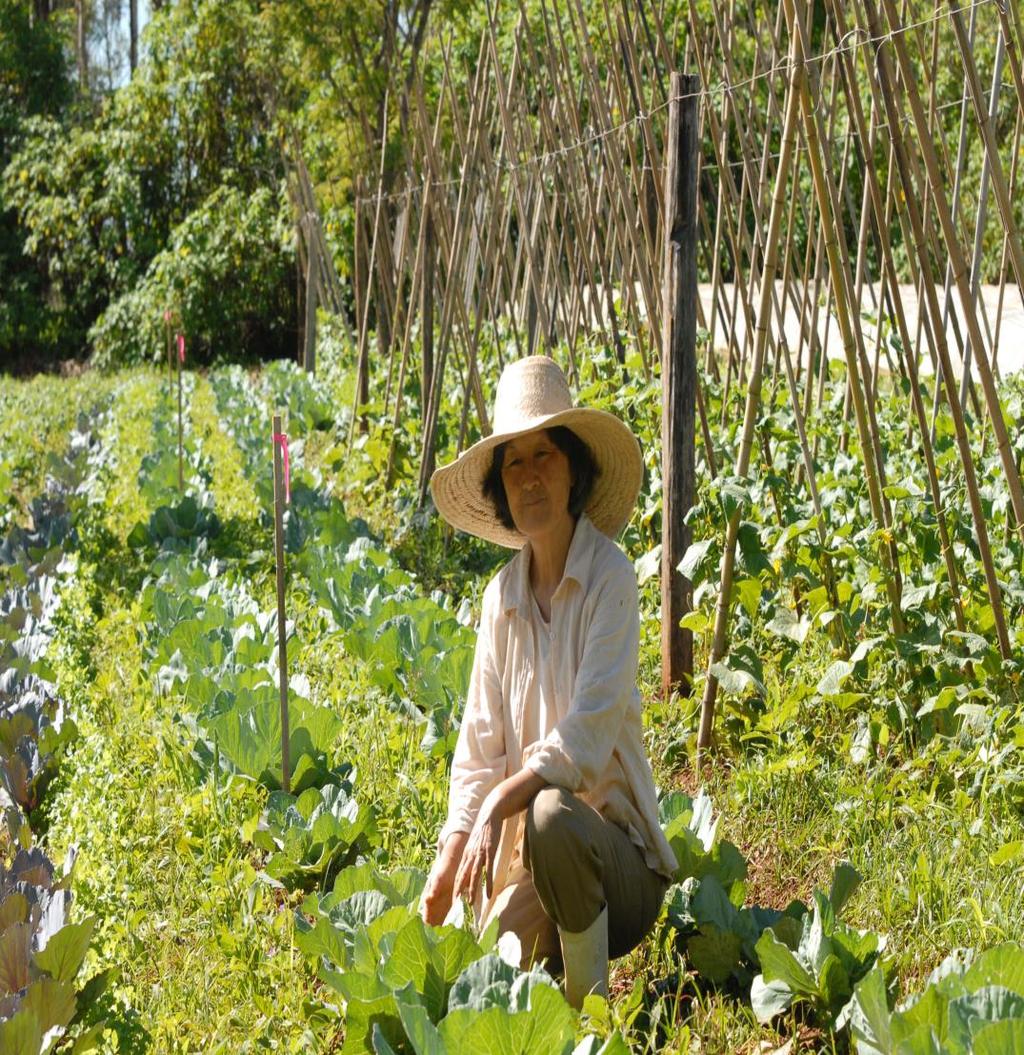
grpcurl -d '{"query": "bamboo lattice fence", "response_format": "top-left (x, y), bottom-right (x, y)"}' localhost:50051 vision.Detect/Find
top-left (289, 0), bottom-right (1024, 741)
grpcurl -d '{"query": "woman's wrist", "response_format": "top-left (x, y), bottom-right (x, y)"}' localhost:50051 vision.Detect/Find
top-left (481, 769), bottom-right (547, 825)
top-left (440, 830), bottom-right (469, 861)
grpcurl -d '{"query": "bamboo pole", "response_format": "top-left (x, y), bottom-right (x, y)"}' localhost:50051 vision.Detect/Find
top-left (176, 334), bottom-right (184, 491)
top-left (350, 102), bottom-right (391, 449)
top-left (824, 0), bottom-right (968, 633)
top-left (165, 311), bottom-right (173, 393)
top-left (954, 26), bottom-right (1005, 414)
top-left (872, 0), bottom-right (1024, 541)
top-left (271, 417), bottom-right (292, 795)
top-left (856, 0), bottom-right (1012, 658)
top-left (302, 216), bottom-right (318, 374)
top-left (697, 29), bottom-right (802, 759)
top-left (782, 0), bottom-right (906, 631)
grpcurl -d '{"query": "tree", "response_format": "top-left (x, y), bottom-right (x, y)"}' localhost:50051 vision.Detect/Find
top-left (0, 0), bottom-right (73, 365)
top-left (2, 0), bottom-right (305, 365)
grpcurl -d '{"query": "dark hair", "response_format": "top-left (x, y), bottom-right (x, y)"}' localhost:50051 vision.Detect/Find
top-left (482, 426), bottom-right (599, 531)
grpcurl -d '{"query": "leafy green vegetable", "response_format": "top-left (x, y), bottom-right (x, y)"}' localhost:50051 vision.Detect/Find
top-left (250, 782), bottom-right (378, 888)
top-left (751, 882), bottom-right (883, 1027)
top-left (851, 943), bottom-right (1024, 1054)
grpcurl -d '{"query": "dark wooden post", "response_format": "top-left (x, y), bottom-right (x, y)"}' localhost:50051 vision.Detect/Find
top-left (660, 71), bottom-right (699, 700)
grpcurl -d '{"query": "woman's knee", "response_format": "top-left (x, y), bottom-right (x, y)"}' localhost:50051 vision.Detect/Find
top-left (524, 786), bottom-right (605, 932)
top-left (526, 786), bottom-right (577, 851)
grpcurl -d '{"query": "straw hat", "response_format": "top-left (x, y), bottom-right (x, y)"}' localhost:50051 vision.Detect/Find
top-left (429, 356), bottom-right (643, 549)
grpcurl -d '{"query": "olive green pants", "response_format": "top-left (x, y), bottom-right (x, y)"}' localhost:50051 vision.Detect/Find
top-left (480, 786), bottom-right (668, 969)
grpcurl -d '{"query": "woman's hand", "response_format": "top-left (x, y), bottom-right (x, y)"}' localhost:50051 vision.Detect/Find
top-left (453, 797), bottom-right (503, 907)
top-left (452, 769), bottom-right (548, 908)
top-left (455, 793), bottom-right (504, 903)
top-left (421, 831), bottom-right (469, 926)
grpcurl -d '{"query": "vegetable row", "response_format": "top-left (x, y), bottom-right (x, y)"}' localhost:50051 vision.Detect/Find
top-left (0, 397), bottom-right (120, 1053)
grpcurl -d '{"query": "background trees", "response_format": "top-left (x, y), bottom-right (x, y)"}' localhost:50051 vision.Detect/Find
top-left (0, 0), bottom-right (1015, 370)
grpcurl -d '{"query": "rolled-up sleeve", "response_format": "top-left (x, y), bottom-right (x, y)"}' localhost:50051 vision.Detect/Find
top-left (437, 580), bottom-right (507, 850)
top-left (522, 563), bottom-right (638, 791)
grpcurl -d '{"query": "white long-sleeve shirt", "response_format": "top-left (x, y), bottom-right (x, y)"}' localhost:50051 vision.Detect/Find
top-left (438, 512), bottom-right (678, 896)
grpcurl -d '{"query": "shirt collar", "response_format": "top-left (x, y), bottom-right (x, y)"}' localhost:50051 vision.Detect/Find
top-left (501, 512), bottom-right (597, 616)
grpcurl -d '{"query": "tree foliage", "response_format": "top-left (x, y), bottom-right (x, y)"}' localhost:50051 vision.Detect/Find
top-left (0, 0), bottom-right (73, 361)
top-left (2, 0), bottom-right (294, 366)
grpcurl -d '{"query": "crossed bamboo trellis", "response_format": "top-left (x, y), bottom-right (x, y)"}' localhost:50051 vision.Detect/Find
top-left (287, 0), bottom-right (1024, 752)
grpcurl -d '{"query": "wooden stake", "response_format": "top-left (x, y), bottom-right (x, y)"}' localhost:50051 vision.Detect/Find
top-left (660, 71), bottom-right (699, 702)
top-left (177, 337), bottom-right (184, 492)
top-left (272, 414), bottom-right (291, 794)
top-left (165, 314), bottom-right (173, 393)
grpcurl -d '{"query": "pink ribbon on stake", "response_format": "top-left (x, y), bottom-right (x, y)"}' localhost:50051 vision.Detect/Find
top-left (163, 308), bottom-right (171, 324)
top-left (176, 333), bottom-right (185, 364)
top-left (273, 432), bottom-right (291, 504)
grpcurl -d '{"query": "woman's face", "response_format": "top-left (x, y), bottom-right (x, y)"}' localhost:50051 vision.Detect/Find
top-left (500, 429), bottom-right (573, 539)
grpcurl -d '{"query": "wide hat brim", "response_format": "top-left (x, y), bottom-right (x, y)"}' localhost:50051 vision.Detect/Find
top-left (429, 407), bottom-right (644, 549)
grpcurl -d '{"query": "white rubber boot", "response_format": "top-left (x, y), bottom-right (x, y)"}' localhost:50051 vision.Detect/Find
top-left (558, 905), bottom-right (609, 1009)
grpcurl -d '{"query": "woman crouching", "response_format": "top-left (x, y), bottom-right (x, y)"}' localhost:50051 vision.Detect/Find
top-left (420, 355), bottom-right (675, 1008)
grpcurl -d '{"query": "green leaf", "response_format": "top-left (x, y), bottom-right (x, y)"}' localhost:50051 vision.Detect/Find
top-left (849, 636), bottom-right (884, 665)
top-left (709, 651), bottom-right (766, 697)
top-left (69, 1020), bottom-right (108, 1054)
top-left (447, 954), bottom-right (519, 1013)
top-left (380, 918), bottom-right (447, 1020)
top-left (719, 478), bottom-right (751, 521)
top-left (750, 976), bottom-right (793, 1023)
top-left (828, 863), bottom-right (862, 916)
top-left (766, 606), bottom-right (811, 644)
top-left (819, 953), bottom-right (852, 1009)
top-left (686, 925), bottom-right (743, 984)
top-left (947, 987), bottom-right (1024, 1052)
top-left (679, 611), bottom-right (708, 633)
top-left (755, 928), bottom-right (817, 995)
top-left (371, 1022), bottom-right (402, 1055)
top-left (678, 539), bottom-right (714, 582)
top-left (850, 964), bottom-right (894, 1055)
top-left (634, 545), bottom-right (661, 586)
top-left (0, 921), bottom-right (32, 996)
top-left (34, 918), bottom-right (94, 983)
top-left (973, 1019), bottom-right (1024, 1054)
top-left (394, 985), bottom-right (448, 1055)
top-left (0, 1010), bottom-right (42, 1055)
top-left (734, 577), bottom-right (762, 619)
top-left (439, 978), bottom-right (574, 1055)
top-left (989, 843), bottom-right (1024, 867)
top-left (817, 660), bottom-right (854, 697)
top-left (963, 944), bottom-right (1024, 998)
top-left (737, 521), bottom-right (773, 577)
top-left (20, 975), bottom-right (78, 1035)
top-left (900, 583), bottom-right (937, 612)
